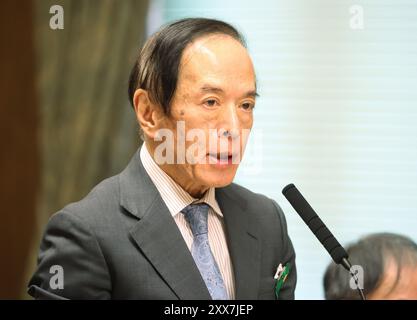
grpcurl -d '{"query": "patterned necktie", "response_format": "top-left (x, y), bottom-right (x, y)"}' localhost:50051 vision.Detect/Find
top-left (181, 203), bottom-right (229, 300)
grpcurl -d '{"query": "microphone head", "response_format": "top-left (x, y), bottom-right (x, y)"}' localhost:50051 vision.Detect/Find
top-left (282, 184), bottom-right (365, 300)
top-left (282, 183), bottom-right (348, 265)
top-left (282, 183), bottom-right (296, 195)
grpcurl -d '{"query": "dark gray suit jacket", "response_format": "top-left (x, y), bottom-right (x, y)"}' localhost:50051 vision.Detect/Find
top-left (28, 148), bottom-right (296, 300)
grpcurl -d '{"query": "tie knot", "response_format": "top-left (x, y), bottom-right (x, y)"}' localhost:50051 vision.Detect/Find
top-left (181, 203), bottom-right (210, 236)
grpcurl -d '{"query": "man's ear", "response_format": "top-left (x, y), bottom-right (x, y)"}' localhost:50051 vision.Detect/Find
top-left (133, 89), bottom-right (163, 139)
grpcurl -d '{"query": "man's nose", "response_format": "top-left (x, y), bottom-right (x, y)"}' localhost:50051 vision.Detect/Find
top-left (219, 103), bottom-right (240, 139)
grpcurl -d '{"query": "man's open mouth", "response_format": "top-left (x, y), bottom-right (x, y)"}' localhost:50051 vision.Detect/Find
top-left (207, 152), bottom-right (236, 164)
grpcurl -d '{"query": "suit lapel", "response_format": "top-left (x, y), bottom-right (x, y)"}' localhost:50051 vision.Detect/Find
top-left (119, 148), bottom-right (211, 300)
top-left (216, 186), bottom-right (261, 299)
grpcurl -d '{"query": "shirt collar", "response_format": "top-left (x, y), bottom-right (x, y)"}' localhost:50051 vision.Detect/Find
top-left (140, 143), bottom-right (223, 218)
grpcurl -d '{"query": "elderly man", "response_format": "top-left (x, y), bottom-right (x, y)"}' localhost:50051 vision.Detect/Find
top-left (28, 18), bottom-right (296, 300)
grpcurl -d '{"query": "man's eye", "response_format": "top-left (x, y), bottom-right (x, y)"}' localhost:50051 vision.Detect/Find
top-left (204, 99), bottom-right (218, 107)
top-left (241, 102), bottom-right (254, 111)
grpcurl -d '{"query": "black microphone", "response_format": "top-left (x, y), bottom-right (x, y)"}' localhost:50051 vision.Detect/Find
top-left (282, 183), bottom-right (366, 300)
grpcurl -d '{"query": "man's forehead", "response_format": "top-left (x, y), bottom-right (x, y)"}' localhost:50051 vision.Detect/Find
top-left (180, 35), bottom-right (252, 70)
top-left (181, 34), bottom-right (238, 64)
top-left (183, 36), bottom-right (220, 66)
top-left (178, 34), bottom-right (255, 88)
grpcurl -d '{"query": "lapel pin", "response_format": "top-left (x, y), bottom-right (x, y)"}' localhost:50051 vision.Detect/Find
top-left (274, 262), bottom-right (291, 299)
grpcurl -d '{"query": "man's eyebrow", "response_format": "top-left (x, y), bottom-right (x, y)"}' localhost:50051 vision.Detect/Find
top-left (200, 86), bottom-right (259, 98)
top-left (200, 86), bottom-right (224, 94)
top-left (245, 90), bottom-right (259, 98)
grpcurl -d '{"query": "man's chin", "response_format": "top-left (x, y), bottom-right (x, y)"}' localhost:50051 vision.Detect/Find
top-left (199, 171), bottom-right (237, 189)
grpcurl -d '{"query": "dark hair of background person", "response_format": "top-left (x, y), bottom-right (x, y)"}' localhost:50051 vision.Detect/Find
top-left (323, 232), bottom-right (417, 300)
top-left (128, 17), bottom-right (246, 114)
